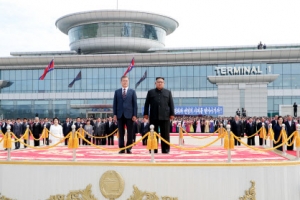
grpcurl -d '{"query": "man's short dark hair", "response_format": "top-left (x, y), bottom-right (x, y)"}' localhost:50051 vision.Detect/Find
top-left (156, 77), bottom-right (164, 80)
top-left (121, 75), bottom-right (129, 81)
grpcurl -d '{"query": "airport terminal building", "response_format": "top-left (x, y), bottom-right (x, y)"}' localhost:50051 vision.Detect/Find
top-left (0, 10), bottom-right (300, 119)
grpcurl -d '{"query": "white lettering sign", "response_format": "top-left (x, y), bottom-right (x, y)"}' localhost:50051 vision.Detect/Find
top-left (215, 66), bottom-right (263, 76)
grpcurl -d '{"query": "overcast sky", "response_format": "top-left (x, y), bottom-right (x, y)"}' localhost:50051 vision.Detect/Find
top-left (0, 0), bottom-right (300, 57)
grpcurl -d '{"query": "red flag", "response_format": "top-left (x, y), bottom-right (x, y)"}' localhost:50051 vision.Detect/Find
top-left (39, 59), bottom-right (54, 80)
top-left (123, 58), bottom-right (135, 76)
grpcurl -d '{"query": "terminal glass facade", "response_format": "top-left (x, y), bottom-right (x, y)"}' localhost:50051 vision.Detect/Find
top-left (68, 22), bottom-right (166, 44)
top-left (1, 62), bottom-right (300, 118)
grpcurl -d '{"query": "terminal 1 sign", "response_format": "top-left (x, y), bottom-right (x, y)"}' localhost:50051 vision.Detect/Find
top-left (215, 66), bottom-right (263, 76)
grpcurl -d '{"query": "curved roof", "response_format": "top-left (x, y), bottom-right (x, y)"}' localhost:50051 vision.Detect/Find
top-left (55, 10), bottom-right (179, 35)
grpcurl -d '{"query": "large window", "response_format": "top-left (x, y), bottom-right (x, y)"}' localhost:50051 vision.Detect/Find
top-left (68, 22), bottom-right (166, 44)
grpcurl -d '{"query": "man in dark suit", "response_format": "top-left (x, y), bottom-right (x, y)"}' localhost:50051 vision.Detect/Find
top-left (257, 117), bottom-right (268, 146)
top-left (22, 118), bottom-right (30, 148)
top-left (271, 115), bottom-right (278, 127)
top-left (13, 118), bottom-right (23, 149)
top-left (32, 117), bottom-right (42, 146)
top-left (231, 115), bottom-right (243, 146)
top-left (105, 116), bottom-right (116, 145)
top-left (113, 75), bottom-right (138, 154)
top-left (43, 118), bottom-right (51, 145)
top-left (62, 117), bottom-right (72, 145)
top-left (144, 77), bottom-right (175, 154)
top-left (285, 115), bottom-right (296, 150)
top-left (245, 117), bottom-right (256, 146)
top-left (140, 118), bottom-right (150, 145)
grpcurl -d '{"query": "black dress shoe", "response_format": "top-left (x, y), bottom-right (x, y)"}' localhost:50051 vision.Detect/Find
top-left (119, 150), bottom-right (125, 154)
top-left (126, 150), bottom-right (132, 154)
top-left (4, 148), bottom-right (7, 151)
top-left (162, 150), bottom-right (170, 154)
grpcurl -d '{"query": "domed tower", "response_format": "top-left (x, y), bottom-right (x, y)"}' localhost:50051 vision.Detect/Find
top-left (55, 10), bottom-right (179, 54)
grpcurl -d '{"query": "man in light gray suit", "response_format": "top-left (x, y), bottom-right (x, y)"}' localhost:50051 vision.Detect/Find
top-left (93, 118), bottom-right (105, 145)
top-left (113, 75), bottom-right (137, 154)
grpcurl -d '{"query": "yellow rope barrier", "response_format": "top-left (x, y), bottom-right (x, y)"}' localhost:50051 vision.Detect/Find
top-left (28, 129), bottom-right (45, 141)
top-left (182, 127), bottom-right (220, 139)
top-left (232, 134), bottom-right (295, 151)
top-left (244, 127), bottom-right (262, 138)
top-left (12, 133), bottom-right (70, 150)
top-left (77, 127), bottom-right (118, 139)
top-left (154, 132), bottom-right (222, 150)
top-left (77, 131), bottom-right (149, 151)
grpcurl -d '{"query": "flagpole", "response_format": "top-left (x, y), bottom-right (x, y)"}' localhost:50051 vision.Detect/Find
top-left (117, 0), bottom-right (118, 9)
top-left (52, 57), bottom-right (55, 118)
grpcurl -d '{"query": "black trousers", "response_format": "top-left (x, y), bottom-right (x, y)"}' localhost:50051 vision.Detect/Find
top-left (233, 133), bottom-right (241, 146)
top-left (64, 137), bottom-right (69, 145)
top-left (83, 137), bottom-right (91, 145)
top-left (33, 137), bottom-right (40, 147)
top-left (14, 134), bottom-right (20, 149)
top-left (107, 134), bottom-right (114, 145)
top-left (141, 132), bottom-right (147, 145)
top-left (294, 110), bottom-right (297, 117)
top-left (259, 137), bottom-right (266, 146)
top-left (247, 136), bottom-right (255, 146)
top-left (117, 115), bottom-right (133, 150)
top-left (24, 139), bottom-right (28, 148)
top-left (94, 137), bottom-right (101, 145)
top-left (287, 132), bottom-right (294, 150)
top-left (150, 120), bottom-right (170, 153)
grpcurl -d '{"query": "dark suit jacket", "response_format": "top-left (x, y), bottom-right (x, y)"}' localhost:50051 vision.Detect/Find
top-left (257, 122), bottom-right (269, 134)
top-left (113, 88), bottom-right (137, 119)
top-left (63, 122), bottom-right (72, 136)
top-left (140, 122), bottom-right (150, 135)
top-left (13, 123), bottom-right (23, 136)
top-left (32, 122), bottom-right (42, 137)
top-left (285, 121), bottom-right (296, 136)
top-left (144, 88), bottom-right (175, 121)
top-left (245, 122), bottom-right (256, 136)
top-left (105, 121), bottom-right (115, 135)
top-left (1, 122), bottom-right (7, 134)
top-left (230, 120), bottom-right (243, 137)
top-left (22, 123), bottom-right (31, 135)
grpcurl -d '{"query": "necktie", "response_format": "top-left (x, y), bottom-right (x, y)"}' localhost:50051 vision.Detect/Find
top-left (122, 88), bottom-right (126, 98)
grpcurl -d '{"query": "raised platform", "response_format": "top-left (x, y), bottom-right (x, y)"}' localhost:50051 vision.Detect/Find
top-left (0, 135), bottom-right (300, 200)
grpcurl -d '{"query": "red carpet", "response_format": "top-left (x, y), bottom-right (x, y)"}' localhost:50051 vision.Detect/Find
top-left (0, 142), bottom-right (287, 162)
top-left (287, 150), bottom-right (299, 157)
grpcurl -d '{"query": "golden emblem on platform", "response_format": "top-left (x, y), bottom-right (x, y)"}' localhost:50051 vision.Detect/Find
top-left (47, 184), bottom-right (97, 200)
top-left (99, 170), bottom-right (125, 200)
top-left (0, 193), bottom-right (14, 200)
top-left (239, 180), bottom-right (256, 200)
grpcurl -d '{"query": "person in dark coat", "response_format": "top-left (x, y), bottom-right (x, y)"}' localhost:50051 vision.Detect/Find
top-left (245, 117), bottom-right (256, 146)
top-left (105, 117), bottom-right (116, 145)
top-left (274, 116), bottom-right (286, 151)
top-left (230, 115), bottom-right (244, 146)
top-left (32, 117), bottom-right (42, 146)
top-left (22, 118), bottom-right (31, 148)
top-left (140, 118), bottom-right (150, 145)
top-left (13, 118), bottom-right (23, 149)
top-left (62, 117), bottom-right (72, 145)
top-left (257, 117), bottom-right (268, 146)
top-left (144, 77), bottom-right (175, 153)
top-left (284, 115), bottom-right (296, 150)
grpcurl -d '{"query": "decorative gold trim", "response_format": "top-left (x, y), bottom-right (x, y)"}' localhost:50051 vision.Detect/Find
top-left (127, 185), bottom-right (159, 200)
top-left (99, 170), bottom-right (125, 200)
top-left (161, 197), bottom-right (178, 200)
top-left (239, 181), bottom-right (256, 200)
top-left (0, 193), bottom-right (14, 200)
top-left (47, 184), bottom-right (97, 200)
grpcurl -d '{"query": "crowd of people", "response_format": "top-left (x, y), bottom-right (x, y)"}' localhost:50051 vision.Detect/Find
top-left (0, 114), bottom-right (298, 152)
